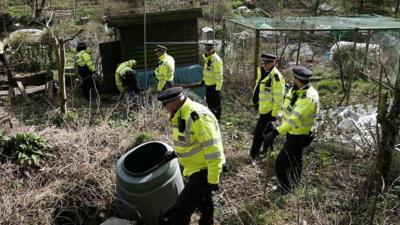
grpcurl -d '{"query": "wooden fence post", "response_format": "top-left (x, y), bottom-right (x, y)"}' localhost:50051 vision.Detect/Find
top-left (345, 28), bottom-right (358, 105)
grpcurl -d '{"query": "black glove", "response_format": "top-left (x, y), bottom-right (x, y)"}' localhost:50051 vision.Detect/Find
top-left (264, 129), bottom-right (279, 149)
top-left (200, 80), bottom-right (205, 86)
top-left (208, 183), bottom-right (219, 192)
top-left (164, 151), bottom-right (177, 161)
top-left (270, 116), bottom-right (276, 122)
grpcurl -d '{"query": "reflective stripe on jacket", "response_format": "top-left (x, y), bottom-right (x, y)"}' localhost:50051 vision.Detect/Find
top-left (171, 98), bottom-right (226, 184)
top-left (155, 53), bottom-right (175, 91)
top-left (277, 85), bottom-right (319, 135)
top-left (202, 53), bottom-right (223, 91)
top-left (115, 60), bottom-right (137, 93)
top-left (76, 50), bottom-right (95, 72)
top-left (251, 66), bottom-right (285, 116)
top-left (0, 40), bottom-right (4, 54)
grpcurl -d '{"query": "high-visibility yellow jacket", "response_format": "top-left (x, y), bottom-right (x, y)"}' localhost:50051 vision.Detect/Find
top-left (202, 53), bottom-right (223, 91)
top-left (277, 85), bottom-right (319, 135)
top-left (76, 49), bottom-right (95, 73)
top-left (155, 53), bottom-right (175, 91)
top-left (251, 66), bottom-right (285, 116)
top-left (115, 59), bottom-right (137, 93)
top-left (171, 97), bottom-right (225, 184)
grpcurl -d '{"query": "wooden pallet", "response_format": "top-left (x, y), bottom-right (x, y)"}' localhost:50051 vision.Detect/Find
top-left (0, 70), bottom-right (54, 102)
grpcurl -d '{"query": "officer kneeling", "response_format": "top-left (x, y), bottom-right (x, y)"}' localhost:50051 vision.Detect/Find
top-left (158, 87), bottom-right (225, 225)
top-left (263, 66), bottom-right (319, 192)
top-left (115, 59), bottom-right (142, 97)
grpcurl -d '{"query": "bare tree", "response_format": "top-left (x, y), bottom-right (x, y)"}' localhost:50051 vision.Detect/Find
top-left (40, 12), bottom-right (83, 115)
top-left (366, 62), bottom-right (400, 194)
top-left (24, 0), bottom-right (50, 20)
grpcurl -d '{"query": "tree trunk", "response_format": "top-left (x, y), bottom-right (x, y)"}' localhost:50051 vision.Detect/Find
top-left (314, 0), bottom-right (320, 16)
top-left (27, 0), bottom-right (47, 20)
top-left (380, 76), bottom-right (400, 180)
top-left (396, 0), bottom-right (400, 16)
top-left (366, 57), bottom-right (400, 194)
top-left (57, 39), bottom-right (67, 115)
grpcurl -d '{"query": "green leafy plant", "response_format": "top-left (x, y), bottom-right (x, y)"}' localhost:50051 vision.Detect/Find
top-left (0, 132), bottom-right (52, 167)
top-left (134, 132), bottom-right (155, 147)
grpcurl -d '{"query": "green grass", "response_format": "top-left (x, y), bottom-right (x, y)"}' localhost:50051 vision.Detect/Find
top-left (315, 78), bottom-right (378, 108)
top-left (134, 131), bottom-right (155, 147)
top-left (5, 5), bottom-right (31, 18)
top-left (49, 0), bottom-right (74, 10)
top-left (316, 79), bottom-right (342, 93)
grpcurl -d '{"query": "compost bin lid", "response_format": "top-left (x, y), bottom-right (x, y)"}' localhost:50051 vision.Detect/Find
top-left (123, 141), bottom-right (169, 177)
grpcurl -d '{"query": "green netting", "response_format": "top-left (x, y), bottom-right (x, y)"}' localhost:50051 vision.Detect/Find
top-left (223, 14), bottom-right (400, 105)
top-left (226, 15), bottom-right (400, 31)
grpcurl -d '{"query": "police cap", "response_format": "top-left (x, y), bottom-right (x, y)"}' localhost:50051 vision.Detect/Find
top-left (76, 42), bottom-right (87, 51)
top-left (205, 43), bottom-right (215, 50)
top-left (154, 44), bottom-right (168, 52)
top-left (157, 86), bottom-right (184, 105)
top-left (261, 53), bottom-right (277, 63)
top-left (292, 66), bottom-right (313, 81)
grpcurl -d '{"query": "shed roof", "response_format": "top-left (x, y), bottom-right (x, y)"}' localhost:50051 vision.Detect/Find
top-left (106, 8), bottom-right (202, 27)
top-left (225, 15), bottom-right (400, 31)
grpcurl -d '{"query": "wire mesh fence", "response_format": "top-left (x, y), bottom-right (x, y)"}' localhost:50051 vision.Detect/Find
top-left (223, 15), bottom-right (400, 107)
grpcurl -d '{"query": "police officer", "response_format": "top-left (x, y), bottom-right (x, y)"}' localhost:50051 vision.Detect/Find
top-left (115, 59), bottom-right (142, 96)
top-left (76, 42), bottom-right (97, 100)
top-left (249, 53), bottom-right (285, 165)
top-left (263, 66), bottom-right (319, 192)
top-left (202, 43), bottom-right (223, 120)
top-left (154, 45), bottom-right (175, 92)
top-left (158, 87), bottom-right (225, 225)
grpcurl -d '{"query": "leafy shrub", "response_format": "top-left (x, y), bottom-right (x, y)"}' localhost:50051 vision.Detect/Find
top-left (7, 32), bottom-right (55, 73)
top-left (317, 79), bottom-right (342, 93)
top-left (0, 132), bottom-right (52, 167)
top-left (134, 131), bottom-right (155, 147)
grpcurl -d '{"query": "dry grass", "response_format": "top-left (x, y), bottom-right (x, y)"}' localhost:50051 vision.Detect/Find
top-left (1, 80), bottom-right (400, 225)
top-left (1, 22), bottom-right (400, 223)
top-left (0, 96), bottom-right (172, 225)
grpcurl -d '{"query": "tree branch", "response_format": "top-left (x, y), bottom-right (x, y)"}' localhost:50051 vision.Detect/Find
top-left (64, 29), bottom-right (84, 42)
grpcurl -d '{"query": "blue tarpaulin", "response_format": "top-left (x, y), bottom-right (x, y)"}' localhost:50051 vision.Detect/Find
top-left (136, 64), bottom-right (205, 99)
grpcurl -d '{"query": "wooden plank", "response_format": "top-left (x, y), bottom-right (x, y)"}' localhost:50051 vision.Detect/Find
top-left (16, 80), bottom-right (31, 102)
top-left (14, 70), bottom-right (53, 86)
top-left (0, 85), bottom-right (47, 96)
top-left (0, 85), bottom-right (8, 91)
top-left (46, 80), bottom-right (53, 99)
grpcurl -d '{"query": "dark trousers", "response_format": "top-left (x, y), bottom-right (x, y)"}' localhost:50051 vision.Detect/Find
top-left (121, 73), bottom-right (141, 94)
top-left (275, 134), bottom-right (308, 192)
top-left (78, 65), bottom-right (97, 100)
top-left (205, 85), bottom-right (221, 120)
top-left (0, 54), bottom-right (6, 65)
top-left (250, 113), bottom-right (274, 160)
top-left (161, 81), bottom-right (173, 91)
top-left (174, 170), bottom-right (214, 225)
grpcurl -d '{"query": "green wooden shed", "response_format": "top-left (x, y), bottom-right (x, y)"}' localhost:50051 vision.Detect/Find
top-left (100, 8), bottom-right (202, 92)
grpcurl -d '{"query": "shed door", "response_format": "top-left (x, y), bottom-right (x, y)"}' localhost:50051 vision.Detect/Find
top-left (99, 41), bottom-right (122, 93)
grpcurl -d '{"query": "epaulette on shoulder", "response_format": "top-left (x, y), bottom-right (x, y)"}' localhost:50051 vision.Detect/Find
top-left (191, 111), bottom-right (199, 121)
top-left (274, 73), bottom-right (280, 81)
